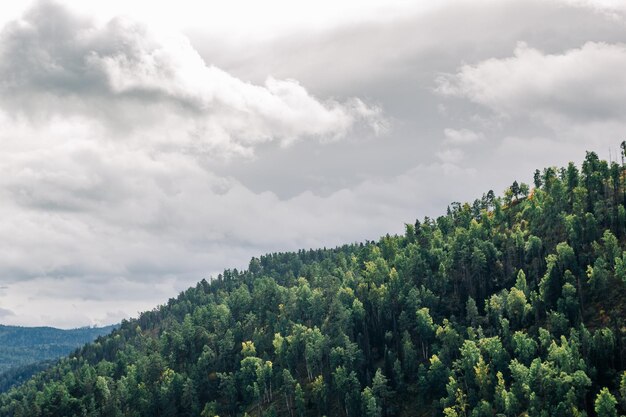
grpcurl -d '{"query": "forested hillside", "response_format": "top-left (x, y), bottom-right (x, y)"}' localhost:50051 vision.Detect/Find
top-left (1, 149), bottom-right (626, 416)
top-left (0, 325), bottom-right (117, 393)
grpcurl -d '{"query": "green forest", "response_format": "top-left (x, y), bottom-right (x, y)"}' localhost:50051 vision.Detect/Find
top-left (1, 148), bottom-right (626, 416)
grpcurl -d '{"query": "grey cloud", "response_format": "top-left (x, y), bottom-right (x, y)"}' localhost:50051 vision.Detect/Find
top-left (192, 0), bottom-right (626, 96)
top-left (193, 0), bottom-right (626, 199)
top-left (1, 0), bottom-right (625, 327)
top-left (443, 128), bottom-right (484, 145)
top-left (0, 1), bottom-right (385, 158)
top-left (0, 307), bottom-right (15, 318)
top-left (0, 152), bottom-right (482, 327)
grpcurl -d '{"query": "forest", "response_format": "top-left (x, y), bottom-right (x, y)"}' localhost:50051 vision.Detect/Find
top-left (1, 148), bottom-right (625, 416)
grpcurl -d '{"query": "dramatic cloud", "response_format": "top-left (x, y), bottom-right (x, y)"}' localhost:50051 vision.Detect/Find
top-left (0, 1), bottom-right (390, 326)
top-left (0, 1), bottom-right (384, 158)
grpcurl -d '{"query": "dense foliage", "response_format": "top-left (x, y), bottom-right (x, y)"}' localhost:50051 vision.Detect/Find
top-left (0, 325), bottom-right (117, 392)
top-left (1, 149), bottom-right (626, 417)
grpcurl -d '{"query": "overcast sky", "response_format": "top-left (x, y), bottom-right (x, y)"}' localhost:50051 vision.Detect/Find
top-left (1, 0), bottom-right (625, 328)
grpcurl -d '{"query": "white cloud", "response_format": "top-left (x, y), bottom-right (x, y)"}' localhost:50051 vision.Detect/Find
top-left (436, 41), bottom-right (626, 128)
top-left (0, 2), bottom-right (385, 159)
top-left (0, 0), bottom-right (451, 43)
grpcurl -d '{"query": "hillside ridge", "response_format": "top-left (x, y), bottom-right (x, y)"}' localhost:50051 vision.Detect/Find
top-left (1, 149), bottom-right (625, 417)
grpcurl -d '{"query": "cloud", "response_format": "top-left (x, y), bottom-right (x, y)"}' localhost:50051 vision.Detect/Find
top-left (436, 148), bottom-right (464, 165)
top-left (0, 307), bottom-right (15, 318)
top-left (0, 1), bottom-right (391, 327)
top-left (443, 128), bottom-right (484, 145)
top-left (0, 1), bottom-right (384, 159)
top-left (0, 152), bottom-right (480, 327)
top-left (1, 0), bottom-right (624, 328)
top-left (436, 41), bottom-right (626, 127)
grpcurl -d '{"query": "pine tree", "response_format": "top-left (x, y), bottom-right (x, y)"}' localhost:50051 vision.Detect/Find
top-left (594, 387), bottom-right (617, 417)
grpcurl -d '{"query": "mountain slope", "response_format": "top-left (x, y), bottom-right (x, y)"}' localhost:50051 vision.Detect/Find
top-left (1, 150), bottom-right (625, 416)
top-left (0, 325), bottom-right (117, 392)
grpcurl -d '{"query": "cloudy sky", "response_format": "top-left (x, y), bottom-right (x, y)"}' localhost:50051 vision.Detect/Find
top-left (1, 0), bottom-right (625, 328)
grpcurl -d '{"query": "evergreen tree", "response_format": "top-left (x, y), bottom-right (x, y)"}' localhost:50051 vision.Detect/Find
top-left (594, 387), bottom-right (617, 417)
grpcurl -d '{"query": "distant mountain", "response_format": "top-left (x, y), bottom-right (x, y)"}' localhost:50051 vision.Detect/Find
top-left (0, 324), bottom-right (116, 392)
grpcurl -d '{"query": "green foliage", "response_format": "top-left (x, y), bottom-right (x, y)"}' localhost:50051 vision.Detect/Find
top-left (1, 150), bottom-right (626, 416)
top-left (595, 387), bottom-right (618, 417)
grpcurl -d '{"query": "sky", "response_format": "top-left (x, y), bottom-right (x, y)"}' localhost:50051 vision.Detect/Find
top-left (1, 0), bottom-right (626, 328)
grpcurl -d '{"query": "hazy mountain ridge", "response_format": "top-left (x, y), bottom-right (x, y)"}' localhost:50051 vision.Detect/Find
top-left (0, 325), bottom-right (117, 392)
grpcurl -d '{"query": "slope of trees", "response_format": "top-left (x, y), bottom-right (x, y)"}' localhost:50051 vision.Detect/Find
top-left (1, 149), bottom-right (626, 416)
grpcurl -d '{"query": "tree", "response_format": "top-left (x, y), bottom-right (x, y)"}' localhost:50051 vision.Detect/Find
top-left (614, 252), bottom-right (626, 284)
top-left (519, 182), bottom-right (530, 198)
top-left (511, 181), bottom-right (520, 201)
top-left (587, 258), bottom-right (609, 294)
top-left (282, 369), bottom-right (296, 416)
top-left (415, 308), bottom-right (435, 360)
top-left (436, 319), bottom-right (463, 363)
top-left (242, 341), bottom-right (257, 358)
top-left (361, 387), bottom-right (381, 417)
top-left (371, 369), bottom-right (392, 415)
top-left (557, 274), bottom-right (579, 324)
top-left (257, 361), bottom-right (273, 404)
top-left (566, 162), bottom-right (579, 191)
top-left (515, 269), bottom-right (528, 295)
top-left (304, 327), bottom-right (326, 381)
top-left (457, 340), bottom-right (481, 394)
top-left (333, 366), bottom-right (361, 417)
top-left (427, 355), bottom-right (449, 399)
top-left (310, 375), bottom-right (327, 416)
top-left (200, 401), bottom-right (218, 417)
top-left (473, 356), bottom-right (491, 399)
top-left (594, 387), bottom-right (617, 417)
top-left (294, 383), bottom-right (305, 417)
top-left (506, 287), bottom-right (528, 328)
top-left (466, 297), bottom-right (479, 327)
top-left (534, 169), bottom-right (542, 189)
top-left (401, 331), bottom-right (418, 376)
top-left (494, 371), bottom-right (510, 415)
top-left (240, 356), bottom-right (263, 407)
